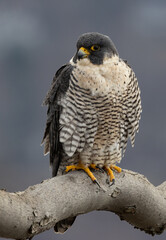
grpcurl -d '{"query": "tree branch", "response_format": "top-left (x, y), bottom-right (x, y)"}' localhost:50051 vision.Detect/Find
top-left (0, 169), bottom-right (166, 239)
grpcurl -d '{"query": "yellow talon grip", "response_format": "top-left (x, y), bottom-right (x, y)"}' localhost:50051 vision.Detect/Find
top-left (104, 166), bottom-right (115, 182)
top-left (65, 163), bottom-right (97, 182)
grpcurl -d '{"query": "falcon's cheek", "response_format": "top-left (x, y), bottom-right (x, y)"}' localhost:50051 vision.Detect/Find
top-left (88, 51), bottom-right (106, 65)
top-left (72, 53), bottom-right (90, 64)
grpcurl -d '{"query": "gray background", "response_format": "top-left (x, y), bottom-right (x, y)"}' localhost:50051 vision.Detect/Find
top-left (0, 1), bottom-right (166, 240)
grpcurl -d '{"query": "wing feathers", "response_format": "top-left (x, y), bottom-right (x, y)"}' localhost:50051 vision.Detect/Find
top-left (42, 64), bottom-right (73, 176)
top-left (120, 68), bottom-right (142, 154)
top-left (59, 74), bottom-right (98, 156)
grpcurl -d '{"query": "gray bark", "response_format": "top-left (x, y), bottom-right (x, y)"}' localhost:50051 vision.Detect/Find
top-left (0, 169), bottom-right (166, 239)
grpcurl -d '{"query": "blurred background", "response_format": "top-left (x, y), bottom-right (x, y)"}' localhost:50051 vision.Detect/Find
top-left (0, 0), bottom-right (166, 240)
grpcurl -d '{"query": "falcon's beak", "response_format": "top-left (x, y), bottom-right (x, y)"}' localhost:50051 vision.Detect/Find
top-left (77, 47), bottom-right (90, 60)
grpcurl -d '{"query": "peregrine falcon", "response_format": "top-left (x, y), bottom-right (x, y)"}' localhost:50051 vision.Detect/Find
top-left (42, 32), bottom-right (142, 232)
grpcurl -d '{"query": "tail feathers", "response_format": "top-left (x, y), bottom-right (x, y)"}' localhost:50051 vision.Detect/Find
top-left (54, 217), bottom-right (76, 234)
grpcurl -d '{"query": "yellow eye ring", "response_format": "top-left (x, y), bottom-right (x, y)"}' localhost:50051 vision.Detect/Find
top-left (91, 45), bottom-right (100, 51)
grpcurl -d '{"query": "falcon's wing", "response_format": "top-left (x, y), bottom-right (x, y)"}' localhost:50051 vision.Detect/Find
top-left (42, 64), bottom-right (73, 176)
top-left (120, 63), bottom-right (142, 156)
top-left (58, 72), bottom-right (98, 158)
top-left (42, 64), bottom-right (98, 176)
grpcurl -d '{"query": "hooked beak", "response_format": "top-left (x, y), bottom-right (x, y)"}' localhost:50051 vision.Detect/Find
top-left (77, 47), bottom-right (90, 60)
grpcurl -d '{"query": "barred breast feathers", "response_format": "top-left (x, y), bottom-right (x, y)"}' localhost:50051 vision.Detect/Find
top-left (60, 55), bottom-right (142, 158)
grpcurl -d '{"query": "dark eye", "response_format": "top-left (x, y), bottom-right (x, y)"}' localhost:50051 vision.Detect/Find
top-left (91, 45), bottom-right (100, 51)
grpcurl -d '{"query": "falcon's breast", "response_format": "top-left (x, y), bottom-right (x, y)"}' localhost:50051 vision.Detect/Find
top-left (58, 55), bottom-right (141, 171)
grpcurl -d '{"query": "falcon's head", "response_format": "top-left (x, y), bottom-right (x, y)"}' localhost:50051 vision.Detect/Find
top-left (73, 32), bottom-right (118, 65)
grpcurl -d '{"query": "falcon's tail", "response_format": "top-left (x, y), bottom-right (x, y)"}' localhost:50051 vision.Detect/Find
top-left (54, 217), bottom-right (76, 234)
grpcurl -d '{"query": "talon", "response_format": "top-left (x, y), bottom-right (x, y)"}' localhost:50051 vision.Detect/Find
top-left (104, 166), bottom-right (115, 182)
top-left (96, 166), bottom-right (105, 173)
top-left (103, 165), bottom-right (122, 184)
top-left (94, 179), bottom-right (101, 188)
top-left (90, 164), bottom-right (104, 173)
top-left (90, 163), bottom-right (98, 170)
top-left (109, 178), bottom-right (115, 186)
top-left (65, 162), bottom-right (100, 186)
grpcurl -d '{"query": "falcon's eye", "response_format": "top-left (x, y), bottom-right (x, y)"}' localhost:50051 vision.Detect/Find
top-left (91, 45), bottom-right (100, 51)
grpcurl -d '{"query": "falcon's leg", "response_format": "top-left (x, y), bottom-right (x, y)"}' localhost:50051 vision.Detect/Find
top-left (65, 162), bottom-right (100, 187)
top-left (104, 165), bottom-right (122, 185)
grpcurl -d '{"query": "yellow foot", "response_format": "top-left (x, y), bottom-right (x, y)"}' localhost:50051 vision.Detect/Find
top-left (65, 162), bottom-right (100, 187)
top-left (103, 166), bottom-right (115, 182)
top-left (104, 165), bottom-right (122, 185)
top-left (90, 163), bottom-right (98, 170)
top-left (111, 165), bottom-right (122, 173)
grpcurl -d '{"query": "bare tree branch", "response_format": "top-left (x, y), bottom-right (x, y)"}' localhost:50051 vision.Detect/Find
top-left (0, 169), bottom-right (166, 239)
